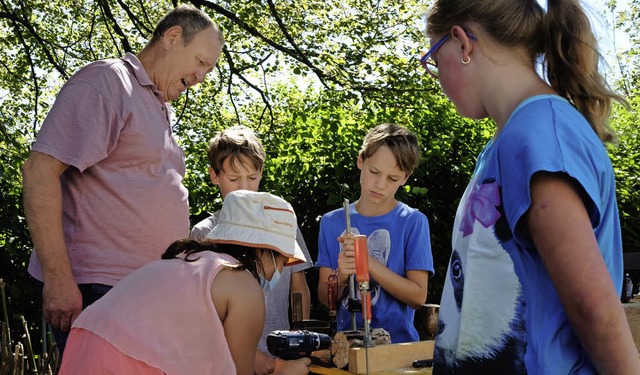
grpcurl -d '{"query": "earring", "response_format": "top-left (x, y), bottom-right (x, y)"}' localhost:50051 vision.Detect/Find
top-left (461, 56), bottom-right (471, 65)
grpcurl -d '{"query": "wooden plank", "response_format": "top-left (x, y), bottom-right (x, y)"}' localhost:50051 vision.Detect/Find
top-left (347, 340), bottom-right (434, 374)
top-left (624, 302), bottom-right (640, 351)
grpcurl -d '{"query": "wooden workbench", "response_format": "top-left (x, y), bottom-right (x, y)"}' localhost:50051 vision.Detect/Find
top-left (310, 365), bottom-right (432, 375)
top-left (624, 296), bottom-right (640, 351)
top-left (310, 340), bottom-right (434, 374)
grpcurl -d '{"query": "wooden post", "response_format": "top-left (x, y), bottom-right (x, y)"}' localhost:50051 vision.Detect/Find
top-left (414, 304), bottom-right (440, 341)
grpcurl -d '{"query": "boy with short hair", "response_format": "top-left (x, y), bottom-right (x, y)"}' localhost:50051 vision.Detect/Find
top-left (190, 125), bottom-right (313, 375)
top-left (316, 123), bottom-right (434, 343)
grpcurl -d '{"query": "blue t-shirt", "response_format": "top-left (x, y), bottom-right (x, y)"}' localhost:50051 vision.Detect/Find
top-left (316, 201), bottom-right (434, 343)
top-left (433, 95), bottom-right (623, 374)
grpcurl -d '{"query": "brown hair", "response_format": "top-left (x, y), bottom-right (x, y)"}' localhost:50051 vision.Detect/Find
top-left (207, 126), bottom-right (266, 174)
top-left (360, 123), bottom-right (420, 175)
top-left (426, 0), bottom-right (627, 143)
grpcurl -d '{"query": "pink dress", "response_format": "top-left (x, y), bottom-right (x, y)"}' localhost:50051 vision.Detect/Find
top-left (59, 251), bottom-right (238, 375)
top-left (59, 328), bottom-right (165, 374)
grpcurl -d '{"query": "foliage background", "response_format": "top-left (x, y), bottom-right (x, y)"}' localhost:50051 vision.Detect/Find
top-left (1, 0), bottom-right (638, 354)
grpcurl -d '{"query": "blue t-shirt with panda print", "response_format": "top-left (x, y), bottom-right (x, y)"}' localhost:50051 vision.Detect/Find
top-left (433, 95), bottom-right (623, 374)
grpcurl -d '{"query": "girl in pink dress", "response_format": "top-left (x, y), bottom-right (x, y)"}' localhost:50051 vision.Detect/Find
top-left (59, 190), bottom-right (311, 375)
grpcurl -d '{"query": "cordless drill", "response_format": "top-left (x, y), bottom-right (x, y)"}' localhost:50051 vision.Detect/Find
top-left (266, 330), bottom-right (332, 360)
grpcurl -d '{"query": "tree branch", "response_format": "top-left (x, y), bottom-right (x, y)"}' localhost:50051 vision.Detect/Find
top-left (191, 0), bottom-right (344, 89)
top-left (116, 0), bottom-right (152, 37)
top-left (221, 45), bottom-right (274, 128)
top-left (265, 0), bottom-right (328, 87)
top-left (0, 1), bottom-right (40, 135)
top-left (0, 8), bottom-right (67, 79)
top-left (98, 0), bottom-right (132, 54)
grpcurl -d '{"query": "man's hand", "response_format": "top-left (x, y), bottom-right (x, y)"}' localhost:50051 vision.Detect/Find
top-left (42, 276), bottom-right (82, 332)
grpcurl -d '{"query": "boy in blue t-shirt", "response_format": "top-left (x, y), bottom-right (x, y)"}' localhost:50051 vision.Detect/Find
top-left (316, 123), bottom-right (434, 343)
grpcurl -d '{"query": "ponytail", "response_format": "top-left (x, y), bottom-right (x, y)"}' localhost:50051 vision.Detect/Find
top-left (543, 0), bottom-right (627, 143)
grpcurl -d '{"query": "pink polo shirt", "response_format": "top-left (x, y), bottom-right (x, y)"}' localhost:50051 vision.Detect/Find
top-left (28, 53), bottom-right (190, 285)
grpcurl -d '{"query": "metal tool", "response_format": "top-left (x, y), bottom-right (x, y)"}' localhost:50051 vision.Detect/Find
top-left (343, 198), bottom-right (358, 331)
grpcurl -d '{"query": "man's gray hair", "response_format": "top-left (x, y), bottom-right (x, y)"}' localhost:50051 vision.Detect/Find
top-left (150, 4), bottom-right (222, 45)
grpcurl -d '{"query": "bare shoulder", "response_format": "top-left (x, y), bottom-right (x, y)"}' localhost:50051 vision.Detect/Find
top-left (211, 267), bottom-right (263, 321)
top-left (213, 267), bottom-right (261, 297)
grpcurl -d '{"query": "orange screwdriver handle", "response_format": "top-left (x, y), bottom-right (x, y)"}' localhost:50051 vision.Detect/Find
top-left (362, 291), bottom-right (372, 323)
top-left (354, 235), bottom-right (370, 283)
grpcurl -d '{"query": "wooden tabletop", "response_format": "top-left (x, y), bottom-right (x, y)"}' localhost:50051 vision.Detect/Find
top-left (310, 365), bottom-right (432, 375)
top-left (623, 298), bottom-right (640, 351)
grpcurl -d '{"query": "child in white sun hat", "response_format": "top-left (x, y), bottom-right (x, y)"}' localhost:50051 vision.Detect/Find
top-left (207, 189), bottom-right (306, 267)
top-left (59, 190), bottom-right (310, 375)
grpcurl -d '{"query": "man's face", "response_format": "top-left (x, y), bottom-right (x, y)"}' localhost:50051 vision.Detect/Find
top-left (162, 26), bottom-right (222, 101)
top-left (210, 155), bottom-right (262, 198)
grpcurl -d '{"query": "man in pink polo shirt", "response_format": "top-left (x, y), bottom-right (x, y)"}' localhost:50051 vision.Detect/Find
top-left (21, 4), bottom-right (223, 355)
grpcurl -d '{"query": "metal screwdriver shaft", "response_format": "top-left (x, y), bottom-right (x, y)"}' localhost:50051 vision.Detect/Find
top-left (344, 198), bottom-right (357, 331)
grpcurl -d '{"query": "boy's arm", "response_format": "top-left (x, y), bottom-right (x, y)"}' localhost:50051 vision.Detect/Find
top-left (368, 261), bottom-right (428, 309)
top-left (317, 267), bottom-right (332, 306)
top-left (290, 271), bottom-right (311, 319)
top-left (318, 266), bottom-right (350, 307)
top-left (341, 233), bottom-right (429, 309)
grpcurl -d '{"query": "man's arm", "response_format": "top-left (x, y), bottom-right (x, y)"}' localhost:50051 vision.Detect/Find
top-left (22, 151), bottom-right (82, 331)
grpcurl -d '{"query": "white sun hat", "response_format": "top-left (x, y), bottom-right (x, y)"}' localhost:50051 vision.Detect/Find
top-left (206, 190), bottom-right (305, 265)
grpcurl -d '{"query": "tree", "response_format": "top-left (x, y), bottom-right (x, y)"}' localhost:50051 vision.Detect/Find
top-left (1, 1), bottom-right (639, 361)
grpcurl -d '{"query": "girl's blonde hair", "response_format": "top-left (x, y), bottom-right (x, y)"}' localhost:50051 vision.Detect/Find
top-left (426, 0), bottom-right (627, 143)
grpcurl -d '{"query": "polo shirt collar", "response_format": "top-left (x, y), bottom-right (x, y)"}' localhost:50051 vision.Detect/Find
top-left (121, 52), bottom-right (156, 88)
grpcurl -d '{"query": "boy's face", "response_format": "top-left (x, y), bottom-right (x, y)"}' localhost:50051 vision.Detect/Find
top-left (210, 155), bottom-right (262, 198)
top-left (357, 145), bottom-right (409, 210)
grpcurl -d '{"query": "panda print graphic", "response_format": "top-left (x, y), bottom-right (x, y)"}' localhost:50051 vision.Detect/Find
top-left (434, 176), bottom-right (527, 374)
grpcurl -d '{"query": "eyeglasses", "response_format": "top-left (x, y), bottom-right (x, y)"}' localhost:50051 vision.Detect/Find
top-left (420, 31), bottom-right (477, 79)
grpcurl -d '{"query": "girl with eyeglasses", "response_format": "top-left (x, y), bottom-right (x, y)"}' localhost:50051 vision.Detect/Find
top-left (423, 0), bottom-right (639, 373)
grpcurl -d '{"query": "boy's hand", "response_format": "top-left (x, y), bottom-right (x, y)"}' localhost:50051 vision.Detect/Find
top-left (337, 233), bottom-right (356, 284)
